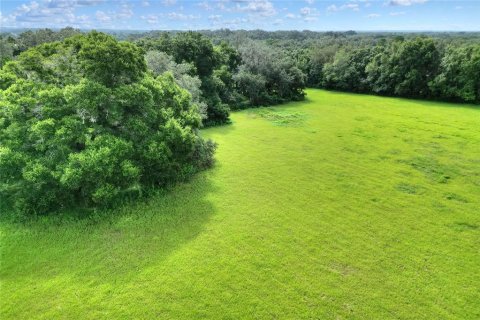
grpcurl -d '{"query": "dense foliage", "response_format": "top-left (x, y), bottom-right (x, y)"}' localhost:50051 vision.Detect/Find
top-left (137, 32), bottom-right (236, 125)
top-left (0, 32), bottom-right (216, 213)
top-left (133, 30), bottom-right (480, 104)
top-left (233, 40), bottom-right (305, 107)
top-left (318, 37), bottom-right (480, 102)
top-left (135, 32), bottom-right (307, 121)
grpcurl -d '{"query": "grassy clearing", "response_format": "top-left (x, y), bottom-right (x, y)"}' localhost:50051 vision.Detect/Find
top-left (1, 89), bottom-right (480, 319)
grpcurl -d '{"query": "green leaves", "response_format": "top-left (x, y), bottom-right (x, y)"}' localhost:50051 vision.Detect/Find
top-left (431, 45), bottom-right (480, 103)
top-left (77, 32), bottom-right (146, 88)
top-left (0, 31), bottom-right (215, 215)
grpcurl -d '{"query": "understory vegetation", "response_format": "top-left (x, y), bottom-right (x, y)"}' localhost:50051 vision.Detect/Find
top-left (1, 90), bottom-right (478, 318)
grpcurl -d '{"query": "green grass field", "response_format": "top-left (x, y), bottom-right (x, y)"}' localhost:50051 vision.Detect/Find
top-left (1, 89), bottom-right (479, 319)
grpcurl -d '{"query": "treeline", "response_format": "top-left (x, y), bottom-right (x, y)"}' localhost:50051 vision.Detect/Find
top-left (0, 27), bottom-right (81, 59)
top-left (135, 32), bottom-right (305, 125)
top-left (4, 28), bottom-right (480, 107)
top-left (314, 38), bottom-right (480, 103)
top-left (133, 29), bottom-right (480, 104)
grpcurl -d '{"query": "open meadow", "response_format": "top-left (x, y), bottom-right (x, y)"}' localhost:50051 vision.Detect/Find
top-left (1, 89), bottom-right (479, 319)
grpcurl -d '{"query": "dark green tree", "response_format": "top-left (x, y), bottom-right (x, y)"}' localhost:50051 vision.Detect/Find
top-left (0, 32), bottom-right (216, 214)
top-left (430, 45), bottom-right (480, 102)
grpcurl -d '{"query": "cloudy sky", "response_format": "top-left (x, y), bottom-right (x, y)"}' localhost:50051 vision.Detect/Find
top-left (1, 0), bottom-right (478, 31)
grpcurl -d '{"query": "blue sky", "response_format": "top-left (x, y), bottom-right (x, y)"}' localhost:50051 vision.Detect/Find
top-left (1, 0), bottom-right (478, 31)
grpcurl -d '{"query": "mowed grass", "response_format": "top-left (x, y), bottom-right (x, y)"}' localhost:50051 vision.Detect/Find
top-left (1, 89), bottom-right (480, 319)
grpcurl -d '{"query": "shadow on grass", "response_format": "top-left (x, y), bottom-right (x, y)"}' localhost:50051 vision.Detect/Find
top-left (0, 170), bottom-right (219, 286)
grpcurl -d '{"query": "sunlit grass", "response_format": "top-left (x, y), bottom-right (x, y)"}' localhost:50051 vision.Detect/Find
top-left (1, 89), bottom-right (479, 319)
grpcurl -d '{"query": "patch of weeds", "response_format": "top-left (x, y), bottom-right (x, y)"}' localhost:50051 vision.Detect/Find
top-left (354, 116), bottom-right (370, 122)
top-left (396, 183), bottom-right (425, 195)
top-left (449, 222), bottom-right (478, 232)
top-left (421, 142), bottom-right (444, 154)
top-left (399, 156), bottom-right (455, 183)
top-left (388, 149), bottom-right (401, 155)
top-left (342, 146), bottom-right (366, 155)
top-left (432, 201), bottom-right (452, 213)
top-left (352, 127), bottom-right (376, 139)
top-left (329, 262), bottom-right (357, 276)
top-left (444, 192), bottom-right (468, 203)
top-left (252, 109), bottom-right (307, 126)
top-left (302, 145), bottom-right (313, 152)
top-left (397, 170), bottom-right (413, 177)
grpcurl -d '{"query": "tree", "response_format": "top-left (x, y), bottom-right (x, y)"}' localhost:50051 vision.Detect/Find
top-left (11, 27), bottom-right (81, 55)
top-left (138, 32), bottom-right (231, 125)
top-left (233, 66), bottom-right (267, 107)
top-left (393, 38), bottom-right (440, 97)
top-left (366, 38), bottom-right (440, 98)
top-left (0, 38), bottom-right (14, 68)
top-left (74, 32), bottom-right (146, 88)
top-left (322, 48), bottom-right (372, 92)
top-left (234, 40), bottom-right (306, 106)
top-left (0, 32), bottom-right (216, 214)
top-left (430, 45), bottom-right (480, 102)
top-left (307, 44), bottom-right (338, 87)
top-left (145, 50), bottom-right (207, 119)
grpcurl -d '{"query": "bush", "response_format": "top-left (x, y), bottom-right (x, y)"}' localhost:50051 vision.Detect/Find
top-left (0, 32), bottom-right (216, 214)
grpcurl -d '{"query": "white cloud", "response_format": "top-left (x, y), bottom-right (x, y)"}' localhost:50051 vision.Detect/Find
top-left (162, 0), bottom-right (177, 6)
top-left (2, 0), bottom-right (101, 27)
top-left (343, 3), bottom-right (360, 11)
top-left (75, 0), bottom-right (105, 6)
top-left (166, 12), bottom-right (199, 20)
top-left (140, 14), bottom-right (159, 24)
top-left (208, 14), bottom-right (222, 21)
top-left (209, 16), bottom-right (249, 28)
top-left (390, 11), bottom-right (405, 16)
top-left (116, 2), bottom-right (133, 19)
top-left (273, 18), bottom-right (283, 25)
top-left (234, 0), bottom-right (277, 17)
top-left (326, 4), bottom-right (338, 12)
top-left (197, 1), bottom-right (213, 10)
top-left (300, 6), bottom-right (319, 21)
top-left (300, 7), bottom-right (312, 16)
top-left (305, 0), bottom-right (315, 4)
top-left (388, 0), bottom-right (427, 6)
top-left (285, 13), bottom-right (297, 19)
top-left (0, 0), bottom-right (118, 27)
top-left (367, 13), bottom-right (381, 18)
top-left (327, 3), bottom-right (360, 12)
top-left (95, 10), bottom-right (111, 22)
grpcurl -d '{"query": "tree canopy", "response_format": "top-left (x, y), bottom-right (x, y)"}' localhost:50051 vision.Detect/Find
top-left (0, 32), bottom-right (215, 214)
